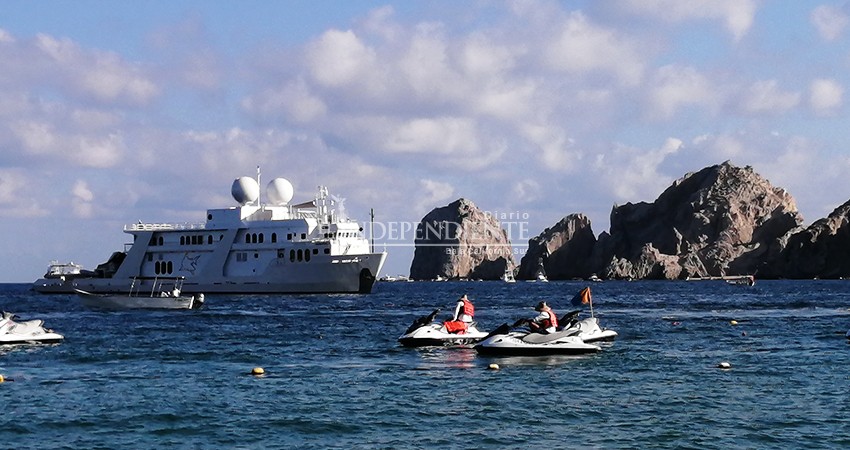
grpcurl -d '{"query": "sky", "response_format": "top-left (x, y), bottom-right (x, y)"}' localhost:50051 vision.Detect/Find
top-left (2, 0), bottom-right (850, 282)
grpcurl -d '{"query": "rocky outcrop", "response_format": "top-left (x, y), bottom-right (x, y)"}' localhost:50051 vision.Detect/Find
top-left (763, 200), bottom-right (850, 279)
top-left (525, 162), bottom-right (804, 280)
top-left (598, 162), bottom-right (802, 279)
top-left (409, 199), bottom-right (515, 280)
top-left (517, 214), bottom-right (597, 280)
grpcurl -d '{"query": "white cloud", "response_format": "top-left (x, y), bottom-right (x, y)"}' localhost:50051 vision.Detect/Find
top-left (595, 137), bottom-right (683, 201)
top-left (740, 80), bottom-right (800, 115)
top-left (71, 179), bottom-right (94, 218)
top-left (306, 29), bottom-right (377, 87)
top-left (616, 0), bottom-right (757, 41)
top-left (385, 117), bottom-right (479, 155)
top-left (544, 11), bottom-right (645, 85)
top-left (646, 65), bottom-right (717, 119)
top-left (415, 178), bottom-right (455, 215)
top-left (811, 4), bottom-right (849, 41)
top-left (810, 78), bottom-right (844, 115)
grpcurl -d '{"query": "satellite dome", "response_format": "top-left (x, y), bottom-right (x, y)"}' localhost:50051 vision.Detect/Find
top-left (231, 177), bottom-right (260, 205)
top-left (267, 178), bottom-right (294, 205)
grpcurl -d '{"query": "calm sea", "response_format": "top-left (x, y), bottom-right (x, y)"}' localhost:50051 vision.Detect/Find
top-left (1, 280), bottom-right (849, 449)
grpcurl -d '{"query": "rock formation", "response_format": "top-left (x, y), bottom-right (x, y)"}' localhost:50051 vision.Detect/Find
top-left (409, 198), bottom-right (515, 280)
top-left (518, 162), bottom-right (803, 280)
top-left (597, 162), bottom-right (803, 279)
top-left (517, 214), bottom-right (597, 280)
top-left (763, 199), bottom-right (850, 279)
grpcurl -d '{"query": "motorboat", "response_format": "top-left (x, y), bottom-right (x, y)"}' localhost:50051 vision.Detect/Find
top-left (33, 171), bottom-right (386, 295)
top-left (398, 309), bottom-right (489, 347)
top-left (474, 323), bottom-right (600, 356)
top-left (74, 277), bottom-right (204, 310)
top-left (32, 260), bottom-right (97, 293)
top-left (0, 312), bottom-right (64, 345)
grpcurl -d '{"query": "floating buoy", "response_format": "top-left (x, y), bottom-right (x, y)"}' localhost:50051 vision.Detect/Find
top-left (717, 362), bottom-right (732, 369)
top-left (0, 374), bottom-right (4, 383)
top-left (671, 321), bottom-right (681, 326)
top-left (488, 363), bottom-right (500, 370)
top-left (251, 367), bottom-right (265, 376)
top-left (730, 320), bottom-right (738, 326)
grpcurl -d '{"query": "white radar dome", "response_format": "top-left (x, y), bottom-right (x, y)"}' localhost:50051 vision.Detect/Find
top-left (231, 176), bottom-right (260, 205)
top-left (267, 178), bottom-right (294, 205)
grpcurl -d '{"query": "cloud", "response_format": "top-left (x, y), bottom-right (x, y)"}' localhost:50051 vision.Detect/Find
top-left (646, 65), bottom-right (717, 119)
top-left (414, 178), bottom-right (455, 216)
top-left (306, 29), bottom-right (377, 88)
top-left (615, 0), bottom-right (757, 41)
top-left (740, 80), bottom-right (801, 115)
top-left (595, 137), bottom-right (683, 201)
top-left (544, 11), bottom-right (645, 86)
top-left (811, 4), bottom-right (849, 41)
top-left (810, 78), bottom-right (844, 115)
top-left (0, 169), bottom-right (48, 217)
top-left (71, 179), bottom-right (94, 218)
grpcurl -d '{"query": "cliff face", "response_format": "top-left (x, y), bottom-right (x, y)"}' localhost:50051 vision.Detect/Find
top-left (599, 162), bottom-right (803, 279)
top-left (409, 198), bottom-right (515, 280)
top-left (764, 199), bottom-right (850, 279)
top-left (517, 214), bottom-right (597, 280)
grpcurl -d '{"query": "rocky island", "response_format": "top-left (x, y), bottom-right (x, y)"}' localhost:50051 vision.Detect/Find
top-left (411, 161), bottom-right (850, 280)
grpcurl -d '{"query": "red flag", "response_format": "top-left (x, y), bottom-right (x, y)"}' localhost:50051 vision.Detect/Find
top-left (571, 287), bottom-right (591, 306)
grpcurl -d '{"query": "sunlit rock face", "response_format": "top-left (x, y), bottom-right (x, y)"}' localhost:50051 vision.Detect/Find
top-left (409, 198), bottom-right (515, 280)
top-left (599, 161), bottom-right (802, 280)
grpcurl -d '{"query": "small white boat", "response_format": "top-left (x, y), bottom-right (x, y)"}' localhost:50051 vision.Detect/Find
top-left (74, 277), bottom-right (204, 310)
top-left (398, 309), bottom-right (489, 347)
top-left (0, 312), bottom-right (64, 345)
top-left (502, 267), bottom-right (516, 283)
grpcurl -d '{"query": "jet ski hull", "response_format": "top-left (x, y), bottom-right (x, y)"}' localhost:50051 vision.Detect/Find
top-left (474, 332), bottom-right (600, 356)
top-left (398, 323), bottom-right (488, 347)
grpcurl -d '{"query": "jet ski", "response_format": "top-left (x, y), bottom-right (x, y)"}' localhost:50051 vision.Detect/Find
top-left (0, 311), bottom-right (64, 345)
top-left (474, 321), bottom-right (601, 356)
top-left (558, 310), bottom-right (618, 343)
top-left (398, 308), bottom-right (489, 347)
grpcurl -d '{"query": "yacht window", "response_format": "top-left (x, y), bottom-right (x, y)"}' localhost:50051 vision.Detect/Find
top-left (301, 233), bottom-right (306, 239)
top-left (312, 249), bottom-right (318, 255)
top-left (208, 235), bottom-right (213, 245)
top-left (259, 233), bottom-right (264, 244)
top-left (245, 234), bottom-right (250, 244)
top-left (297, 249), bottom-right (303, 262)
top-left (287, 233), bottom-right (292, 240)
top-left (305, 251), bottom-right (311, 262)
top-left (290, 250), bottom-right (295, 262)
top-left (167, 261), bottom-right (173, 274)
top-left (324, 248), bottom-right (330, 254)
top-left (158, 236), bottom-right (164, 246)
top-left (180, 236), bottom-right (185, 245)
top-left (271, 233), bottom-right (277, 243)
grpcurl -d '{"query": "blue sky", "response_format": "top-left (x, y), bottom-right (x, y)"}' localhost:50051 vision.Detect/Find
top-left (2, 0), bottom-right (850, 282)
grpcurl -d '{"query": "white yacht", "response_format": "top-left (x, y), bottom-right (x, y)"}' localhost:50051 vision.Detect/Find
top-left (34, 174), bottom-right (386, 295)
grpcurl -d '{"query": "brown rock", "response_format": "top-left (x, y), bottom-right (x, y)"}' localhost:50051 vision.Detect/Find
top-left (409, 199), bottom-right (515, 280)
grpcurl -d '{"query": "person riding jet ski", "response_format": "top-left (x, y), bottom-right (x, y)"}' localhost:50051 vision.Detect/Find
top-left (528, 301), bottom-right (558, 334)
top-left (444, 294), bottom-right (475, 334)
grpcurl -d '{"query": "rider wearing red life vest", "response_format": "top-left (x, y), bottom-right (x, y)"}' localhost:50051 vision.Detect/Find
top-left (452, 294), bottom-right (475, 323)
top-left (529, 301), bottom-right (558, 333)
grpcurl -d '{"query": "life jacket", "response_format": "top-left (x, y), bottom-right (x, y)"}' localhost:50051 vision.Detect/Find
top-left (540, 308), bottom-right (558, 330)
top-left (462, 299), bottom-right (474, 317)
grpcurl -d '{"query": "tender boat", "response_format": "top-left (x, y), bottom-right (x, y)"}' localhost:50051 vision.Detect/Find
top-left (474, 323), bottom-right (600, 356)
top-left (398, 309), bottom-right (489, 347)
top-left (74, 277), bottom-right (204, 310)
top-left (34, 172), bottom-right (386, 295)
top-left (32, 260), bottom-right (96, 293)
top-left (0, 312), bottom-right (64, 345)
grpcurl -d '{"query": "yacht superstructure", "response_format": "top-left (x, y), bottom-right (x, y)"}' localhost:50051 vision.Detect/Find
top-left (34, 175), bottom-right (386, 294)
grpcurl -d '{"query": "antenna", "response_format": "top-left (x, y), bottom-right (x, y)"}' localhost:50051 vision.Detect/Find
top-left (370, 208), bottom-right (375, 253)
top-left (256, 165), bottom-right (261, 206)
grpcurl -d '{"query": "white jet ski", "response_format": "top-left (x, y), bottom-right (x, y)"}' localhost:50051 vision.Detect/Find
top-left (474, 321), bottom-right (601, 356)
top-left (0, 311), bottom-right (64, 345)
top-left (558, 310), bottom-right (618, 343)
top-left (398, 309), bottom-right (489, 347)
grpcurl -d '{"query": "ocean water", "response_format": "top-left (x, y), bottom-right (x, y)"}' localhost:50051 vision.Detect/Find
top-left (1, 280), bottom-right (850, 449)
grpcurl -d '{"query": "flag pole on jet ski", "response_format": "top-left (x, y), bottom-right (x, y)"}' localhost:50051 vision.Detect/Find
top-left (571, 286), bottom-right (593, 318)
